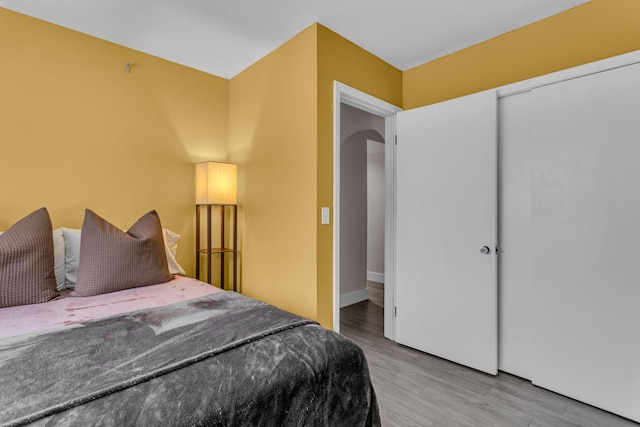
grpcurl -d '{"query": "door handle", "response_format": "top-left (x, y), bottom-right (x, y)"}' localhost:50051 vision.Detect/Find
top-left (480, 246), bottom-right (490, 255)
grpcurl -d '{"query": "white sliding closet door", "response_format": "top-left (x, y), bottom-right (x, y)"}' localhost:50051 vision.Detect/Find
top-left (530, 63), bottom-right (640, 422)
top-left (395, 90), bottom-right (498, 375)
top-left (497, 91), bottom-right (533, 380)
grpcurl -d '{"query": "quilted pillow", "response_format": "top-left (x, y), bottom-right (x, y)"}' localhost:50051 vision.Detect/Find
top-left (1, 228), bottom-right (66, 291)
top-left (0, 208), bottom-right (59, 307)
top-left (61, 227), bottom-right (185, 289)
top-left (0, 229), bottom-right (65, 291)
top-left (71, 209), bottom-right (173, 297)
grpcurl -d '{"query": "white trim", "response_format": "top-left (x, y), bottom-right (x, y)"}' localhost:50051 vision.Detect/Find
top-left (333, 81), bottom-right (402, 339)
top-left (383, 114), bottom-right (397, 340)
top-left (367, 271), bottom-right (384, 284)
top-left (340, 288), bottom-right (370, 308)
top-left (498, 50), bottom-right (640, 99)
top-left (333, 82), bottom-right (342, 333)
top-left (339, 84), bottom-right (401, 117)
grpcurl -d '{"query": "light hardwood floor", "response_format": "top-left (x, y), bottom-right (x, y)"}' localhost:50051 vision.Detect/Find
top-left (340, 282), bottom-right (639, 427)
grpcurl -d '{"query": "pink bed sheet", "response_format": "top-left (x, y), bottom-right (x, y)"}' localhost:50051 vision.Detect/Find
top-left (0, 276), bottom-right (222, 339)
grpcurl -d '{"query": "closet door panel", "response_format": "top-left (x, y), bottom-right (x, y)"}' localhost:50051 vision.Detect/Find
top-left (530, 63), bottom-right (640, 422)
top-left (498, 91), bottom-right (533, 379)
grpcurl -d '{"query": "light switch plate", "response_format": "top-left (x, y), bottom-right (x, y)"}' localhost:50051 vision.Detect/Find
top-left (321, 207), bottom-right (330, 225)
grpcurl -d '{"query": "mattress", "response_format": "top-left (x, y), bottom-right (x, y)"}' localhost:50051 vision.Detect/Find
top-left (0, 278), bottom-right (380, 426)
top-left (0, 276), bottom-right (221, 339)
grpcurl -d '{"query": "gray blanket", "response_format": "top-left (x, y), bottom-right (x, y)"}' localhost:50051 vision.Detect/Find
top-left (0, 292), bottom-right (380, 426)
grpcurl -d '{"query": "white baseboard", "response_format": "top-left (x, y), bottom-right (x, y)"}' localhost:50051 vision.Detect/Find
top-left (340, 288), bottom-right (369, 308)
top-left (367, 271), bottom-right (384, 284)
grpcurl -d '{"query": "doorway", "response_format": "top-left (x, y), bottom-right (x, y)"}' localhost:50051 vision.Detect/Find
top-left (332, 82), bottom-right (401, 337)
top-left (339, 106), bottom-right (384, 310)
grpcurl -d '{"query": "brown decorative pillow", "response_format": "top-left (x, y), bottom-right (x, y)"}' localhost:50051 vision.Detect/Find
top-left (71, 209), bottom-right (173, 297)
top-left (0, 208), bottom-right (59, 307)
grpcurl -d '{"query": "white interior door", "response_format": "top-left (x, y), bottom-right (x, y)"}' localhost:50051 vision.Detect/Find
top-left (395, 90), bottom-right (498, 375)
top-left (529, 62), bottom-right (640, 422)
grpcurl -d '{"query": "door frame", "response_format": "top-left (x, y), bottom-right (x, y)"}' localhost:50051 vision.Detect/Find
top-left (333, 81), bottom-right (402, 338)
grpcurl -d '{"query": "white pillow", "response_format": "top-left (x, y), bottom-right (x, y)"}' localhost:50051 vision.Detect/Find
top-left (0, 229), bottom-right (66, 291)
top-left (61, 228), bottom-right (81, 289)
top-left (52, 229), bottom-right (66, 291)
top-left (60, 227), bottom-right (186, 289)
top-left (163, 228), bottom-right (186, 276)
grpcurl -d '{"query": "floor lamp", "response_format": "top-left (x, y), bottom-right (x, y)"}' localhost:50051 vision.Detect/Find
top-left (195, 161), bottom-right (237, 291)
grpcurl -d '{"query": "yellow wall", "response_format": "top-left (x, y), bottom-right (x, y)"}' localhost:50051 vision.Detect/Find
top-left (404, 0), bottom-right (640, 108)
top-left (228, 24), bottom-right (401, 328)
top-left (0, 8), bottom-right (229, 275)
top-left (316, 25), bottom-right (402, 327)
top-left (228, 26), bottom-right (319, 319)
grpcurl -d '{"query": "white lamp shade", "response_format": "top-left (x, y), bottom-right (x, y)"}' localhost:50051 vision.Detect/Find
top-left (195, 162), bottom-right (237, 205)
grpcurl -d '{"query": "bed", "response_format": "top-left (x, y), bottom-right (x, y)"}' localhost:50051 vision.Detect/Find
top-left (0, 208), bottom-right (380, 426)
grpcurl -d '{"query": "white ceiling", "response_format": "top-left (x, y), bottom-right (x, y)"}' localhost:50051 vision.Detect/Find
top-left (0, 0), bottom-right (589, 79)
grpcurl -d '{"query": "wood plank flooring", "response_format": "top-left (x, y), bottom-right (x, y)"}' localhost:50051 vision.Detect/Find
top-left (340, 282), bottom-right (639, 427)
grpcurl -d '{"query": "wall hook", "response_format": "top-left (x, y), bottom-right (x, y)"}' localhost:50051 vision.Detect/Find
top-left (125, 62), bottom-right (131, 73)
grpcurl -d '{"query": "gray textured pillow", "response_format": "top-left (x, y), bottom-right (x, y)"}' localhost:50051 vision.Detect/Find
top-left (71, 210), bottom-right (173, 297)
top-left (0, 208), bottom-right (59, 307)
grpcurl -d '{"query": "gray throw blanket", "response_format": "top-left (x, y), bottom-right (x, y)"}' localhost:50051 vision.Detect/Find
top-left (0, 292), bottom-right (380, 426)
